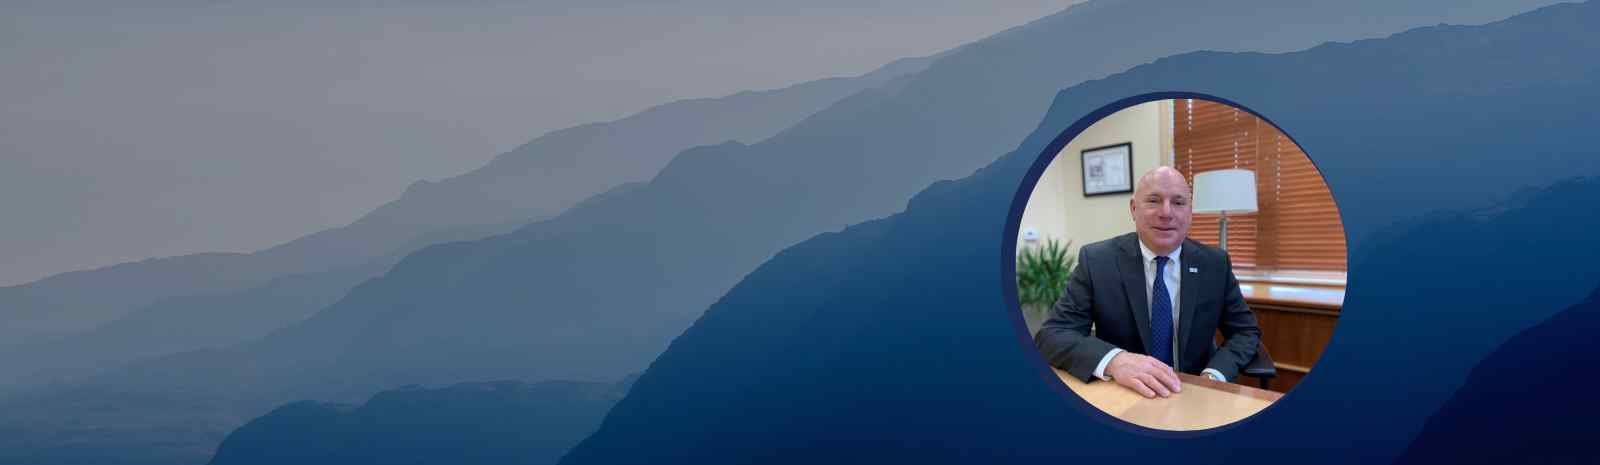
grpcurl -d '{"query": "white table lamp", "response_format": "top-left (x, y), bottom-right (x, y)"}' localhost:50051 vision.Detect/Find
top-left (1193, 169), bottom-right (1258, 251)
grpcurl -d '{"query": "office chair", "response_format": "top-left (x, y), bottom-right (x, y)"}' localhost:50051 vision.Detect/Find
top-left (1242, 342), bottom-right (1277, 390)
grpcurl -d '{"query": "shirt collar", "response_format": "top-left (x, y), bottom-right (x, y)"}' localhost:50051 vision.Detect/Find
top-left (1137, 239), bottom-right (1182, 266)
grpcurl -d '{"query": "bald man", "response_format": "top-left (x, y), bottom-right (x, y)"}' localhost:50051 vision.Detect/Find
top-left (1035, 166), bottom-right (1261, 398)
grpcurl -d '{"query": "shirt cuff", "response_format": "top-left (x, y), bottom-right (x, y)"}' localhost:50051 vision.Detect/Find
top-left (1093, 348), bottom-right (1124, 380)
top-left (1201, 368), bottom-right (1226, 382)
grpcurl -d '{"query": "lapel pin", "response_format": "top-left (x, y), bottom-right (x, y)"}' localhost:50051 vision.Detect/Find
top-left (1188, 267), bottom-right (1199, 273)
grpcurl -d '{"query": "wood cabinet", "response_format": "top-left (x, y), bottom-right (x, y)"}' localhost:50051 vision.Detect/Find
top-left (1229, 282), bottom-right (1341, 393)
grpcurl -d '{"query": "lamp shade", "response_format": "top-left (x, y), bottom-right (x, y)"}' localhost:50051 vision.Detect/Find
top-left (1193, 169), bottom-right (1258, 213)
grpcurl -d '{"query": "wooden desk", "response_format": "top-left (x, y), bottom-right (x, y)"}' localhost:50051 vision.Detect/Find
top-left (1238, 283), bottom-right (1343, 312)
top-left (1054, 368), bottom-right (1282, 431)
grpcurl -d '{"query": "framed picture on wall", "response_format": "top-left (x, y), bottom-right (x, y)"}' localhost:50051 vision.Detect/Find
top-left (1081, 142), bottom-right (1133, 196)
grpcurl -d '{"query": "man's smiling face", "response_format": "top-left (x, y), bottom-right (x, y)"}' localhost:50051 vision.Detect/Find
top-left (1130, 167), bottom-right (1193, 256)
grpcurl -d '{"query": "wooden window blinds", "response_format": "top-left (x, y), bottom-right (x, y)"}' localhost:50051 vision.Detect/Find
top-left (1173, 99), bottom-right (1347, 272)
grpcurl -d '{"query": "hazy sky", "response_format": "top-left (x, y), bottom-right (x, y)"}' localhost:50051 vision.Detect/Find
top-left (0, 1), bottom-right (1082, 285)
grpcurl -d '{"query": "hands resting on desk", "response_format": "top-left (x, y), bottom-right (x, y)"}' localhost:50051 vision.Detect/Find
top-left (1106, 352), bottom-right (1182, 398)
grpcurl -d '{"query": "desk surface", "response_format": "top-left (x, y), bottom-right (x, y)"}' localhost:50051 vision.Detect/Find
top-left (1054, 368), bottom-right (1282, 431)
top-left (1238, 283), bottom-right (1344, 311)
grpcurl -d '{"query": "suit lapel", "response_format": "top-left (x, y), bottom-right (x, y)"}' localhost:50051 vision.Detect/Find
top-left (1177, 240), bottom-right (1200, 365)
top-left (1117, 235), bottom-right (1153, 355)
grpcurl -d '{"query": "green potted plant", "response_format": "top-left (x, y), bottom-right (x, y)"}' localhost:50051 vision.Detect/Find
top-left (1016, 238), bottom-right (1076, 335)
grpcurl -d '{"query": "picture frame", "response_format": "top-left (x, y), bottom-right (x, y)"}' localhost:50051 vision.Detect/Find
top-left (1081, 142), bottom-right (1133, 196)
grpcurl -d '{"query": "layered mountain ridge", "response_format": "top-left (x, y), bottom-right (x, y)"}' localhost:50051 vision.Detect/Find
top-left (0, 55), bottom-right (933, 351)
top-left (0, 1), bottom-right (1572, 464)
top-left (560, 3), bottom-right (1600, 464)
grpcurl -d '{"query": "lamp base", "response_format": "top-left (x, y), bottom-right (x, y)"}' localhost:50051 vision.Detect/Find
top-left (1219, 212), bottom-right (1229, 252)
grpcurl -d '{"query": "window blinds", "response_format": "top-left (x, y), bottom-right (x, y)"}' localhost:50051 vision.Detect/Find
top-left (1173, 99), bottom-right (1347, 272)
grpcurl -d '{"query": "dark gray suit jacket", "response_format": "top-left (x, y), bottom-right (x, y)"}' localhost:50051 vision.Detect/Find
top-left (1035, 233), bottom-right (1261, 382)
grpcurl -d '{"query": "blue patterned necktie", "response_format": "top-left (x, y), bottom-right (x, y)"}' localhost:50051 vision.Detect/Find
top-left (1150, 256), bottom-right (1174, 366)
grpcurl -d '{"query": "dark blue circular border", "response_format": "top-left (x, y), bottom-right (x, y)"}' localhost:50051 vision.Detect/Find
top-left (999, 91), bottom-right (1341, 438)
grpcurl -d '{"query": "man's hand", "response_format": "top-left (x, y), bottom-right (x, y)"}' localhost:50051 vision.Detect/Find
top-left (1105, 352), bottom-right (1182, 398)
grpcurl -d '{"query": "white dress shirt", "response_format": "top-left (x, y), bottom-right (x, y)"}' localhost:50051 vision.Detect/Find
top-left (1092, 241), bottom-right (1228, 382)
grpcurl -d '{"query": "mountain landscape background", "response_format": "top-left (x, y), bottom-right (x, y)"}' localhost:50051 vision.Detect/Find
top-left (0, 53), bottom-right (930, 353)
top-left (1394, 280), bottom-right (1600, 465)
top-left (206, 377), bottom-right (634, 465)
top-left (1, 1), bottom-right (1080, 287)
top-left (0, 52), bottom-right (933, 465)
top-left (0, 1), bottom-right (1589, 464)
top-left (562, 3), bottom-right (1600, 464)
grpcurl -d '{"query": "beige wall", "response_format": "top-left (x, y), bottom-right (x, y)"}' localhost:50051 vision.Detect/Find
top-left (1018, 100), bottom-right (1172, 255)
